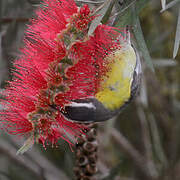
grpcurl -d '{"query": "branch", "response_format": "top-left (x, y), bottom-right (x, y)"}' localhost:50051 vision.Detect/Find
top-left (0, 139), bottom-right (69, 180)
top-left (110, 128), bottom-right (158, 180)
top-left (0, 18), bottom-right (29, 23)
top-left (0, 140), bottom-right (43, 179)
top-left (137, 106), bottom-right (159, 178)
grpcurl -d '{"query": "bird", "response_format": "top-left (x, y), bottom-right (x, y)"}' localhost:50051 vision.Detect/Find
top-left (60, 27), bottom-right (142, 123)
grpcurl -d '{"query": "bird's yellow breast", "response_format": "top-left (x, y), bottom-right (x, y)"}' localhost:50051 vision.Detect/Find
top-left (95, 45), bottom-right (136, 110)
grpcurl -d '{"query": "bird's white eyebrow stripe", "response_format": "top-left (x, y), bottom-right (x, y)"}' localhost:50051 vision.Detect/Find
top-left (69, 102), bottom-right (96, 109)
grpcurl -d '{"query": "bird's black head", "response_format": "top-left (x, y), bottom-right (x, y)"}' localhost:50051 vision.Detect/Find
top-left (60, 98), bottom-right (118, 123)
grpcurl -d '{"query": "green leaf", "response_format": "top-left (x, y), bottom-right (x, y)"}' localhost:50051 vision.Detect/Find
top-left (132, 13), bottom-right (154, 72)
top-left (113, 0), bottom-right (149, 27)
top-left (114, 8), bottom-right (133, 28)
top-left (108, 1), bottom-right (153, 71)
top-left (173, 8), bottom-right (180, 58)
top-left (101, 0), bottom-right (116, 24)
top-left (135, 0), bottom-right (150, 14)
top-left (88, 0), bottom-right (113, 36)
top-left (152, 59), bottom-right (177, 67)
top-left (75, 0), bottom-right (104, 4)
top-left (160, 0), bottom-right (180, 12)
top-left (16, 135), bottom-right (34, 155)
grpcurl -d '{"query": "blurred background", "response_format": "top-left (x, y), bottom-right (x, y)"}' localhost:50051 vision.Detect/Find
top-left (0, 0), bottom-right (179, 180)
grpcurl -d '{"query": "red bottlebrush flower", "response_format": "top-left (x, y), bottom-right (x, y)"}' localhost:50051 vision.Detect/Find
top-left (0, 0), bottom-right (129, 152)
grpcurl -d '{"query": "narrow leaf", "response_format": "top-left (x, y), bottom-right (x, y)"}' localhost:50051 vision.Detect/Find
top-left (113, 0), bottom-right (149, 27)
top-left (101, 0), bottom-right (116, 24)
top-left (114, 8), bottom-right (133, 28)
top-left (153, 59), bottom-right (177, 67)
top-left (133, 16), bottom-right (154, 72)
top-left (16, 135), bottom-right (34, 155)
top-left (88, 0), bottom-right (112, 36)
top-left (148, 114), bottom-right (168, 166)
top-left (160, 0), bottom-right (180, 12)
top-left (135, 0), bottom-right (149, 14)
top-left (173, 8), bottom-right (180, 58)
top-left (76, 0), bottom-right (104, 4)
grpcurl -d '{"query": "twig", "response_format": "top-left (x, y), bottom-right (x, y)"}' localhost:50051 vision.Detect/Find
top-left (0, 18), bottom-right (29, 23)
top-left (0, 170), bottom-right (11, 179)
top-left (0, 138), bottom-right (69, 180)
top-left (148, 113), bottom-right (168, 167)
top-left (137, 106), bottom-right (159, 178)
top-left (26, 148), bottom-right (69, 180)
top-left (110, 128), bottom-right (157, 180)
top-left (0, 140), bottom-right (43, 179)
